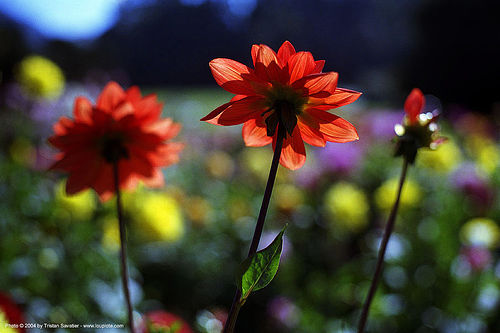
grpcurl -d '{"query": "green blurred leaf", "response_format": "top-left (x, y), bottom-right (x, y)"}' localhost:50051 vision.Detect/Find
top-left (237, 225), bottom-right (287, 301)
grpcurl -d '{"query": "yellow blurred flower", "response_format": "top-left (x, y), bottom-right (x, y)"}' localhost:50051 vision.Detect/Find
top-left (101, 216), bottom-right (120, 252)
top-left (275, 184), bottom-right (304, 212)
top-left (184, 196), bottom-right (212, 226)
top-left (227, 197), bottom-right (252, 221)
top-left (375, 178), bottom-right (422, 211)
top-left (325, 182), bottom-right (369, 233)
top-left (206, 151), bottom-right (235, 179)
top-left (0, 311), bottom-right (17, 333)
top-left (465, 136), bottom-right (500, 175)
top-left (9, 137), bottom-right (35, 166)
top-left (241, 148), bottom-right (289, 182)
top-left (129, 191), bottom-right (184, 242)
top-left (417, 139), bottom-right (462, 173)
top-left (17, 55), bottom-right (65, 99)
top-left (460, 218), bottom-right (500, 249)
top-left (54, 181), bottom-right (96, 221)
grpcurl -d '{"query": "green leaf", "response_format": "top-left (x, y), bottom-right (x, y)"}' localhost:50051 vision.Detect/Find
top-left (237, 225), bottom-right (287, 301)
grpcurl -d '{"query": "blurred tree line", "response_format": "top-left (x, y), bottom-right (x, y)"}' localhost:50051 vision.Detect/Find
top-left (0, 0), bottom-right (499, 111)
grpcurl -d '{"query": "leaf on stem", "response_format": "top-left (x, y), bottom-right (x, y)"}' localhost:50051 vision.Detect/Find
top-left (237, 225), bottom-right (287, 302)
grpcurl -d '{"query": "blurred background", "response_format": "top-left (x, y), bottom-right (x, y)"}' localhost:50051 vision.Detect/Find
top-left (0, 0), bottom-right (499, 332)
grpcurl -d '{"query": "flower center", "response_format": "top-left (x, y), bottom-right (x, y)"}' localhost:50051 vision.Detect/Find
top-left (99, 133), bottom-right (129, 163)
top-left (263, 84), bottom-right (307, 137)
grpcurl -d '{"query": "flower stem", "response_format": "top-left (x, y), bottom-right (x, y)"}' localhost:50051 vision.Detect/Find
top-left (357, 157), bottom-right (409, 333)
top-left (223, 124), bottom-right (286, 333)
top-left (113, 162), bottom-right (135, 333)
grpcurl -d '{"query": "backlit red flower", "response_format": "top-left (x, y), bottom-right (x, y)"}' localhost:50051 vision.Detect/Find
top-left (202, 41), bottom-right (361, 170)
top-left (49, 82), bottom-right (183, 201)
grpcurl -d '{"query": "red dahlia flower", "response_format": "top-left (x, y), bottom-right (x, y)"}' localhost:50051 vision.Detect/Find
top-left (49, 82), bottom-right (183, 201)
top-left (201, 41), bottom-right (361, 170)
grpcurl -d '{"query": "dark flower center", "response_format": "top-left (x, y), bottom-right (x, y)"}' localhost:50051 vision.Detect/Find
top-left (99, 133), bottom-right (129, 163)
top-left (263, 84), bottom-right (307, 137)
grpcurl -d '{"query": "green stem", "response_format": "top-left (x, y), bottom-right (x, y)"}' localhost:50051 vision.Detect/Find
top-left (222, 124), bottom-right (285, 333)
top-left (113, 162), bottom-right (135, 333)
top-left (357, 157), bottom-right (409, 333)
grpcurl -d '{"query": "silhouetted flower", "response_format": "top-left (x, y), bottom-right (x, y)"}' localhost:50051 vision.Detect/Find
top-left (202, 41), bottom-right (361, 170)
top-left (49, 82), bottom-right (183, 201)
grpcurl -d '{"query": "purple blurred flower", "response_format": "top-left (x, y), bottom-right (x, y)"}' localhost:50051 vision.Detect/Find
top-left (359, 110), bottom-right (402, 141)
top-left (461, 245), bottom-right (491, 271)
top-left (267, 296), bottom-right (299, 328)
top-left (449, 163), bottom-right (494, 210)
top-left (294, 158), bottom-right (323, 188)
top-left (31, 83), bottom-right (100, 129)
top-left (317, 141), bottom-right (364, 174)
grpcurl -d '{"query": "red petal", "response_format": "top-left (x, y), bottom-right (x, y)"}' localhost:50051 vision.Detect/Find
top-left (292, 72), bottom-right (338, 97)
top-left (254, 44), bottom-right (279, 67)
top-left (142, 168), bottom-right (165, 187)
top-left (310, 87), bottom-right (362, 110)
top-left (215, 96), bottom-right (265, 126)
top-left (73, 97), bottom-right (93, 124)
top-left (242, 118), bottom-right (272, 147)
top-left (277, 41), bottom-right (296, 67)
top-left (304, 109), bottom-right (359, 143)
top-left (52, 117), bottom-right (74, 136)
top-left (404, 88), bottom-right (425, 124)
top-left (65, 158), bottom-right (103, 195)
top-left (148, 143), bottom-right (184, 167)
top-left (287, 51), bottom-right (316, 84)
top-left (112, 101), bottom-right (135, 120)
top-left (209, 58), bottom-right (256, 95)
top-left (125, 86), bottom-right (142, 103)
top-left (134, 94), bottom-right (163, 122)
top-left (145, 118), bottom-right (181, 140)
top-left (279, 127), bottom-right (306, 170)
top-left (314, 60), bottom-right (325, 73)
top-left (297, 119), bottom-right (326, 147)
top-left (200, 95), bottom-right (247, 125)
top-left (90, 163), bottom-right (114, 202)
top-left (97, 81), bottom-right (126, 112)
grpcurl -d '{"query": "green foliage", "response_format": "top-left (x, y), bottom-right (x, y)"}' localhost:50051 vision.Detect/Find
top-left (237, 225), bottom-right (287, 302)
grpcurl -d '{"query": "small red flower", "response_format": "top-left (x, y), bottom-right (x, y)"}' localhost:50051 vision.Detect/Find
top-left (49, 82), bottom-right (183, 201)
top-left (0, 293), bottom-right (25, 333)
top-left (140, 311), bottom-right (193, 333)
top-left (394, 88), bottom-right (445, 163)
top-left (202, 41), bottom-right (361, 170)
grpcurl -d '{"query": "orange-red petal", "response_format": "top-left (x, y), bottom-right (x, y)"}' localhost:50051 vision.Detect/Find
top-left (73, 97), bottom-right (93, 124)
top-left (279, 127), bottom-right (306, 170)
top-left (97, 81), bottom-right (126, 112)
top-left (297, 120), bottom-right (326, 147)
top-left (287, 51), bottom-right (316, 84)
top-left (216, 96), bottom-right (265, 126)
top-left (292, 72), bottom-right (338, 97)
top-left (209, 58), bottom-right (256, 95)
top-left (242, 118), bottom-right (272, 147)
top-left (277, 41), bottom-right (296, 67)
top-left (309, 88), bottom-right (362, 110)
top-left (304, 109), bottom-right (359, 143)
